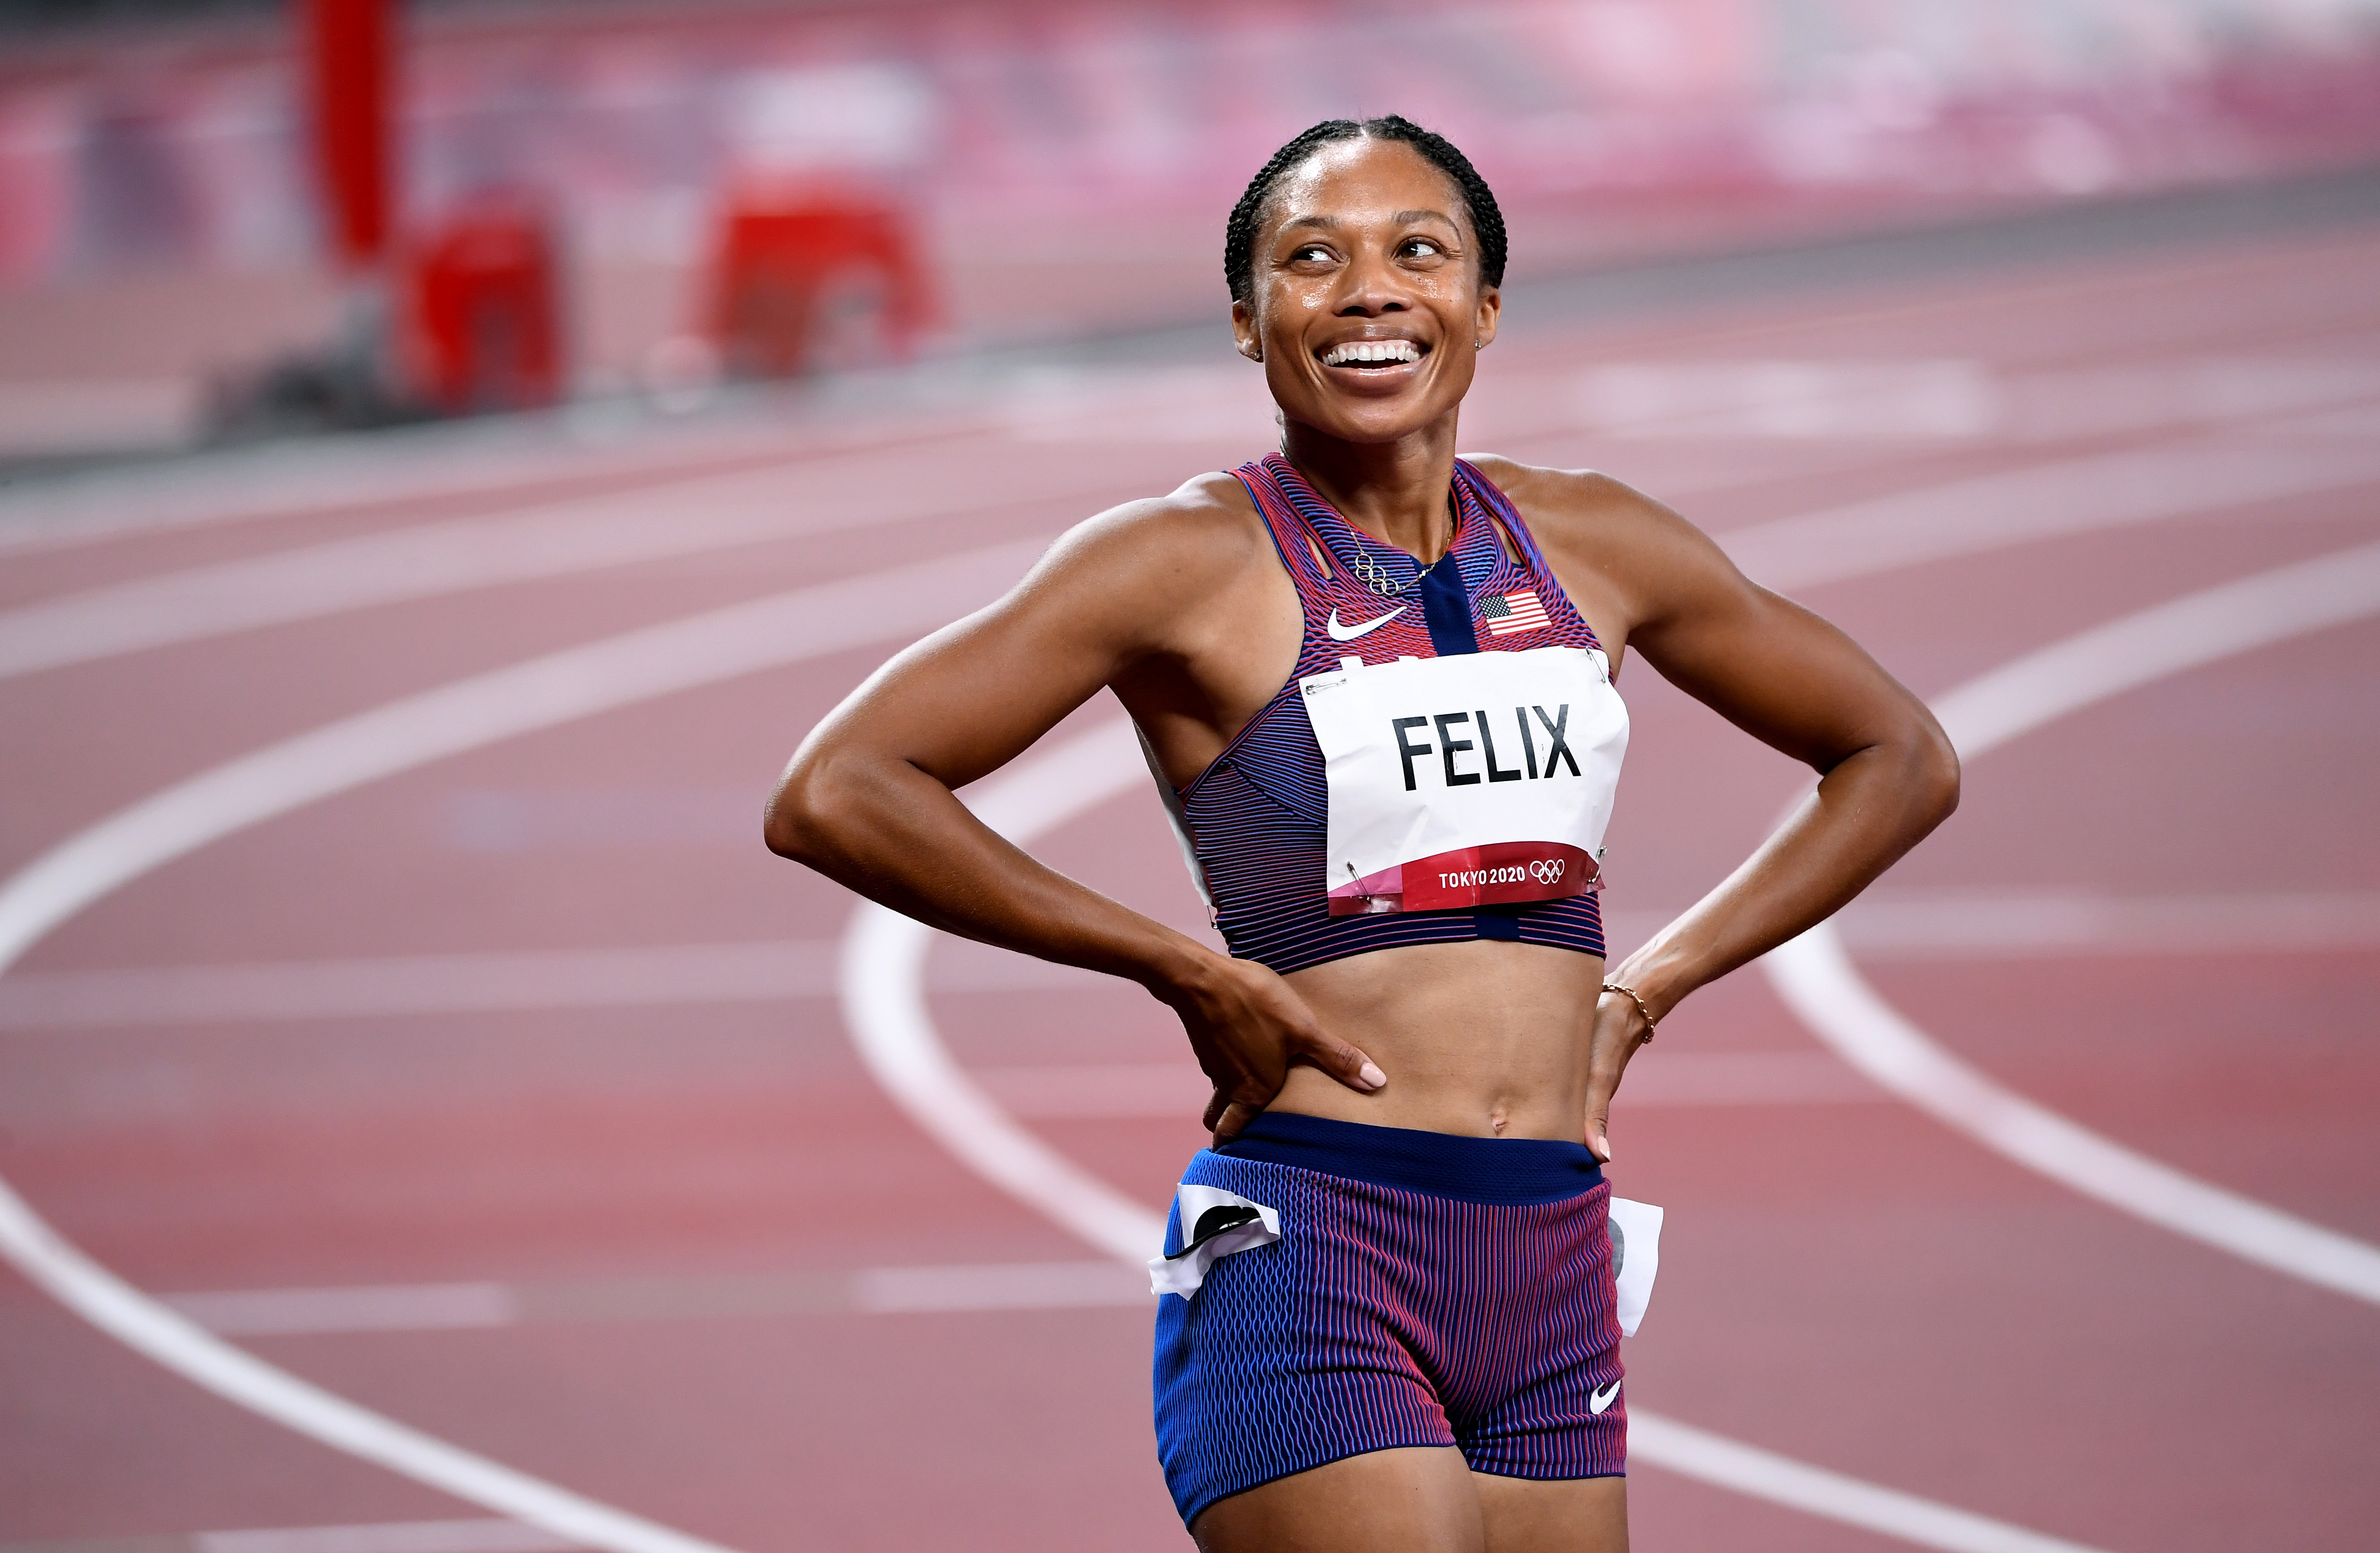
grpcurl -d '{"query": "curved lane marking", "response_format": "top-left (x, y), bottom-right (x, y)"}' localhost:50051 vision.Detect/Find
top-left (4, 451), bottom-right (2368, 1544)
top-left (0, 408), bottom-right (985, 559)
top-left (0, 430), bottom-right (610, 558)
top-left (839, 723), bottom-right (2110, 1553)
top-left (1622, 1412), bottom-right (2104, 1553)
top-left (1720, 441), bottom-right (2380, 593)
top-left (1766, 540), bottom-right (2380, 1305)
top-left (0, 514), bottom-right (2115, 1551)
top-left (0, 537), bottom-right (1049, 1553)
top-left (841, 722), bottom-right (1164, 1264)
top-left (7, 437), bottom-right (2372, 685)
top-left (10, 890), bottom-right (2378, 1032)
top-left (0, 450), bottom-right (1125, 683)
top-left (0, 1188), bottom-right (732, 1553)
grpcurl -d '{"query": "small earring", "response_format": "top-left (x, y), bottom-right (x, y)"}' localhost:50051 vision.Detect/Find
top-left (1473, 339), bottom-right (1484, 350)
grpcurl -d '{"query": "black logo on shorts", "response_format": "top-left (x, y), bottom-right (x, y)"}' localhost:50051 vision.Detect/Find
top-left (1168, 1203), bottom-right (1263, 1261)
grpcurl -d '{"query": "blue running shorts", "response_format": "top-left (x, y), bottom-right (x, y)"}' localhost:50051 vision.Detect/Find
top-left (1151, 1111), bottom-right (1626, 1527)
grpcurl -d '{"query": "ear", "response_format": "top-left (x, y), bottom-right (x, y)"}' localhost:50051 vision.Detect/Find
top-left (1472, 284), bottom-right (1501, 351)
top-left (1231, 298), bottom-right (1263, 363)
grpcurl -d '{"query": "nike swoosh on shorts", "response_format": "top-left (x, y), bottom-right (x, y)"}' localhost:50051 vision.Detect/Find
top-left (1589, 1381), bottom-right (1621, 1415)
top-left (1325, 606), bottom-right (1406, 641)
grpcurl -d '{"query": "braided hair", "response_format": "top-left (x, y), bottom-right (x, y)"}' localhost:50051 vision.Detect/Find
top-left (1224, 115), bottom-right (1507, 305)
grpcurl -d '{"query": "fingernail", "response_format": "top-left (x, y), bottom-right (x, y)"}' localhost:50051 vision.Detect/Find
top-left (1359, 1061), bottom-right (1386, 1089)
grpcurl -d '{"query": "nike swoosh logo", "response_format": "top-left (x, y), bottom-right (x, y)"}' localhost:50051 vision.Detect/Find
top-left (1326, 606), bottom-right (1406, 641)
top-left (1588, 1381), bottom-right (1621, 1415)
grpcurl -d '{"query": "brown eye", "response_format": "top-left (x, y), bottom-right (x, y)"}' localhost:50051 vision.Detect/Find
top-left (1404, 238), bottom-right (1444, 259)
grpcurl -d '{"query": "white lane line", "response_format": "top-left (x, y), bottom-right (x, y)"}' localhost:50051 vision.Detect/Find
top-left (165, 1283), bottom-right (524, 1337)
top-left (0, 430), bottom-right (608, 557)
top-left (0, 1521), bottom-right (580, 1553)
top-left (0, 447), bottom-right (1115, 682)
top-left (840, 723), bottom-right (1164, 1266)
top-left (0, 943), bottom-right (844, 1028)
top-left (0, 936), bottom-right (1077, 1030)
top-left (837, 721), bottom-right (2114, 1553)
top-left (1825, 889), bottom-right (2380, 960)
top-left (155, 1261), bottom-right (1152, 1336)
top-left (0, 538), bottom-right (1050, 1553)
top-left (0, 400), bottom-right (936, 558)
top-left (847, 1261), bottom-right (1148, 1314)
top-left (1930, 540), bottom-right (2380, 754)
top-left (12, 889), bottom-right (2370, 1031)
top-left (1723, 440), bottom-right (2380, 592)
top-left (3, 438), bottom-right (2339, 1547)
top-left (0, 537), bottom-right (1042, 971)
top-left (1627, 1415), bottom-right (2104, 1553)
top-left (11, 434), bottom-right (2370, 691)
top-left (194, 1521), bottom-right (581, 1553)
top-left (0, 1184), bottom-right (735, 1553)
top-left (1568, 358), bottom-right (2380, 443)
top-left (1767, 540), bottom-right (2380, 1306)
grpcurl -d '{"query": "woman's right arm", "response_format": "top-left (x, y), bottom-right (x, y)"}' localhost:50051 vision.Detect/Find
top-left (764, 486), bottom-right (1385, 1135)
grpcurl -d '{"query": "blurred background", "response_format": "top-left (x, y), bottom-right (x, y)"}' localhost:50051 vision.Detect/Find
top-left (4, 0), bottom-right (2380, 459)
top-left (3, 5), bottom-right (2377, 1553)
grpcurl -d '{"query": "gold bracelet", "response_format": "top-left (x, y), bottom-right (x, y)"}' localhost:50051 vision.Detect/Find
top-left (1602, 980), bottom-right (1658, 1042)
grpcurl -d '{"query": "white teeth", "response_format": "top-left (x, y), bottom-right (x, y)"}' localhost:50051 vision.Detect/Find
top-left (1324, 339), bottom-right (1422, 366)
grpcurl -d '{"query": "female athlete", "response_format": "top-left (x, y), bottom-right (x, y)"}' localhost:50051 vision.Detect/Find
top-left (766, 116), bottom-right (1959, 1552)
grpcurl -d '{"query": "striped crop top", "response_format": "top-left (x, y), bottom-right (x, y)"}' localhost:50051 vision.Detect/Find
top-left (1152, 453), bottom-right (1621, 975)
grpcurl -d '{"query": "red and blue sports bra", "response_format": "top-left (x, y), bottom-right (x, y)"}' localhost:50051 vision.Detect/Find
top-left (1148, 453), bottom-right (1627, 974)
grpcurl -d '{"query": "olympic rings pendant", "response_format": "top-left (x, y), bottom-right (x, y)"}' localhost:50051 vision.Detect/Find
top-left (1350, 550), bottom-right (1415, 596)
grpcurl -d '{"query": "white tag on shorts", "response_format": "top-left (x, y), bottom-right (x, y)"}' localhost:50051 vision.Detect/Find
top-left (1149, 1185), bottom-right (1280, 1298)
top-left (1608, 1196), bottom-right (1664, 1338)
top-left (1298, 646), bottom-right (1627, 915)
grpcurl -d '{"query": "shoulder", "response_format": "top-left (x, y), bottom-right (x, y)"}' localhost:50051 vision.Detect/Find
top-left (1462, 454), bottom-right (1683, 541)
top-left (1028, 470), bottom-right (1271, 594)
top-left (1001, 469), bottom-right (1282, 646)
top-left (1053, 468), bottom-right (1263, 558)
top-left (1460, 455), bottom-right (1751, 630)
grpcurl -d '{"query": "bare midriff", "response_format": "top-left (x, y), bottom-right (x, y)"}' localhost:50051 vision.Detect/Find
top-left (1269, 937), bottom-right (1603, 1142)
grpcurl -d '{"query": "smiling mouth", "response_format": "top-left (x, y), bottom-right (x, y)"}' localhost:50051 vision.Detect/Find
top-left (1319, 339), bottom-right (1426, 369)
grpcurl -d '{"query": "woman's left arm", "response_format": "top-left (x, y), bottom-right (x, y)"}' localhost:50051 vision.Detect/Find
top-left (1503, 465), bottom-right (1961, 1161)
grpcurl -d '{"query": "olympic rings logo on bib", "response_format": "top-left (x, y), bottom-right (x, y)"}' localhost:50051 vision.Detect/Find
top-left (1333, 840), bottom-right (1600, 915)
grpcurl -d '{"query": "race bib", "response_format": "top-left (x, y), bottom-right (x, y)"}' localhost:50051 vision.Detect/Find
top-left (1298, 646), bottom-right (1627, 915)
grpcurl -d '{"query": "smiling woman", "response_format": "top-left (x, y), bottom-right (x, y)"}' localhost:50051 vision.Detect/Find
top-left (1225, 117), bottom-right (1505, 455)
top-left (765, 116), bottom-right (1958, 1552)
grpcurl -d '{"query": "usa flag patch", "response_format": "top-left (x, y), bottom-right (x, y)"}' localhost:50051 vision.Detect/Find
top-left (1481, 589), bottom-right (1551, 636)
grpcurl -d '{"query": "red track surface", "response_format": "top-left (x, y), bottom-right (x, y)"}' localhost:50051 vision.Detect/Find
top-left (2, 218), bottom-right (2376, 1552)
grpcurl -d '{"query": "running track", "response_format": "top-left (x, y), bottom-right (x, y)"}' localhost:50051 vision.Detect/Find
top-left (1, 212), bottom-right (2375, 1553)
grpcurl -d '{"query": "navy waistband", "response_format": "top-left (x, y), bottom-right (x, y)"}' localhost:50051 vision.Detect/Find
top-left (1214, 1111), bottom-right (1603, 1205)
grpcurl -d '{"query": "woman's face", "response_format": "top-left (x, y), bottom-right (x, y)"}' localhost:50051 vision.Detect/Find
top-left (1233, 137), bottom-right (1500, 446)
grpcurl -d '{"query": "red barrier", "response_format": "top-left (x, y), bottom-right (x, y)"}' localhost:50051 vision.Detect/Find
top-left (710, 189), bottom-right (931, 378)
top-left (304, 0), bottom-right (392, 270)
top-left (402, 199), bottom-right (562, 413)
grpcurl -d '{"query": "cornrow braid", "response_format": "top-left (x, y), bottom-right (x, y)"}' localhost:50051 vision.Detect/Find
top-left (1223, 114), bottom-right (1507, 305)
